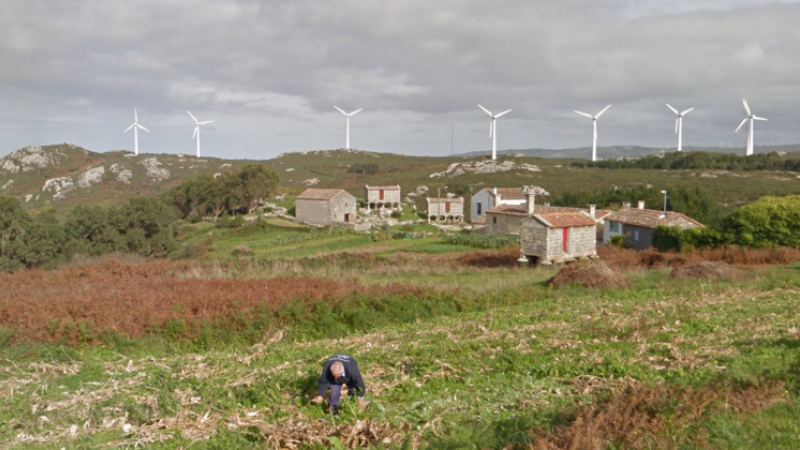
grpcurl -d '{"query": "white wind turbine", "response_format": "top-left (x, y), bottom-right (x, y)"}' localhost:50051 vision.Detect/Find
top-left (477, 105), bottom-right (512, 161)
top-left (666, 104), bottom-right (694, 152)
top-left (574, 105), bottom-right (611, 162)
top-left (333, 106), bottom-right (363, 150)
top-left (123, 109), bottom-right (150, 156)
top-left (187, 111), bottom-right (214, 158)
top-left (735, 99), bottom-right (767, 156)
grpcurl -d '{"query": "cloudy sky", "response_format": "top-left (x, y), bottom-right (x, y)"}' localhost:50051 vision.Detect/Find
top-left (1, 0), bottom-right (799, 159)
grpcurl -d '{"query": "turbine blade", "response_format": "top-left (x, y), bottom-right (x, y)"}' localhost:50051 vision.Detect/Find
top-left (742, 99), bottom-right (751, 116)
top-left (348, 108), bottom-right (363, 117)
top-left (123, 124), bottom-right (135, 133)
top-left (675, 118), bottom-right (679, 134)
top-left (333, 106), bottom-right (347, 115)
top-left (138, 124), bottom-right (151, 133)
top-left (735, 118), bottom-right (748, 132)
top-left (199, 120), bottom-right (214, 125)
top-left (681, 107), bottom-right (695, 115)
top-left (478, 104), bottom-right (493, 117)
top-left (595, 104), bottom-right (612, 118)
top-left (495, 109), bottom-right (512, 118)
top-left (574, 111), bottom-right (594, 119)
top-left (192, 126), bottom-right (198, 140)
top-left (753, 116), bottom-right (768, 121)
top-left (666, 103), bottom-right (679, 115)
top-left (187, 111), bottom-right (198, 123)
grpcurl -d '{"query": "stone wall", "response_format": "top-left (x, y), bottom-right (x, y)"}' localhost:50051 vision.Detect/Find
top-left (521, 222), bottom-right (596, 263)
top-left (485, 213), bottom-right (523, 236)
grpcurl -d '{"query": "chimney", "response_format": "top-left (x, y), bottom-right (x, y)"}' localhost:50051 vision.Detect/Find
top-left (525, 189), bottom-right (535, 215)
top-left (637, 200), bottom-right (645, 210)
top-left (494, 188), bottom-right (501, 206)
top-left (622, 202), bottom-right (631, 209)
top-left (588, 204), bottom-right (596, 218)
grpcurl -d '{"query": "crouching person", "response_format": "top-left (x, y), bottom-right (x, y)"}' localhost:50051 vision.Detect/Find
top-left (312, 354), bottom-right (367, 414)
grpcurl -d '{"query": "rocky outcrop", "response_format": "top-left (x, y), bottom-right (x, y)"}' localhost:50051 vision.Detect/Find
top-left (77, 166), bottom-right (105, 188)
top-left (0, 146), bottom-right (67, 174)
top-left (303, 178), bottom-right (320, 186)
top-left (109, 164), bottom-right (133, 184)
top-left (42, 177), bottom-right (76, 200)
top-left (0, 180), bottom-right (13, 191)
top-left (429, 160), bottom-right (540, 178)
top-left (140, 158), bottom-right (170, 182)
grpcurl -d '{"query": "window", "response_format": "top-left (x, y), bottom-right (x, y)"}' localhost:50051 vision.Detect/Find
top-left (493, 217), bottom-right (497, 224)
top-left (477, 202), bottom-right (482, 215)
top-left (609, 221), bottom-right (620, 232)
top-left (634, 230), bottom-right (639, 241)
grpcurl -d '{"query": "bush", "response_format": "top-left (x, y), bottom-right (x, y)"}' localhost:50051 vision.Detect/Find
top-left (722, 195), bottom-right (800, 248)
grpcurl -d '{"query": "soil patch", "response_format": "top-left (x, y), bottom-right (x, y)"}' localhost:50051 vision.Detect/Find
top-left (547, 261), bottom-right (630, 289)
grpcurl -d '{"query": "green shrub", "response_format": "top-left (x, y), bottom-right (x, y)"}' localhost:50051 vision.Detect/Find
top-left (442, 233), bottom-right (517, 249)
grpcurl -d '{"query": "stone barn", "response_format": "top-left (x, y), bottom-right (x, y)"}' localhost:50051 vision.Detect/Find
top-left (365, 185), bottom-right (401, 210)
top-left (519, 212), bottom-right (598, 265)
top-left (427, 197), bottom-right (464, 223)
top-left (294, 188), bottom-right (357, 226)
top-left (603, 201), bottom-right (704, 250)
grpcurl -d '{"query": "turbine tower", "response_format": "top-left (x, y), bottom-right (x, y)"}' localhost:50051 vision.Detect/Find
top-left (574, 105), bottom-right (611, 162)
top-left (123, 109), bottom-right (150, 156)
top-left (665, 104), bottom-right (694, 152)
top-left (478, 105), bottom-right (512, 161)
top-left (187, 111), bottom-right (214, 158)
top-left (735, 99), bottom-right (767, 156)
top-left (334, 106), bottom-right (363, 150)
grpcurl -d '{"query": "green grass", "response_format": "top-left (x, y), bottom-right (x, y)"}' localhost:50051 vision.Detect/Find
top-left (3, 266), bottom-right (800, 448)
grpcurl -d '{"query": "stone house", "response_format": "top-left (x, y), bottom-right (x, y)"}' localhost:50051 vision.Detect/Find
top-left (365, 185), bottom-right (401, 210)
top-left (294, 189), bottom-right (357, 226)
top-left (603, 201), bottom-right (704, 250)
top-left (519, 212), bottom-right (598, 265)
top-left (427, 197), bottom-right (464, 223)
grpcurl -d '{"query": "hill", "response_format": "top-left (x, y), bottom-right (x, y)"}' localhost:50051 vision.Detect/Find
top-left (456, 144), bottom-right (800, 159)
top-left (4, 144), bottom-right (800, 217)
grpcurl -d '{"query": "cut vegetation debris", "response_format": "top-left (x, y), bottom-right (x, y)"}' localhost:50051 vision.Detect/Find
top-left (547, 261), bottom-right (630, 289)
top-left (670, 261), bottom-right (744, 280)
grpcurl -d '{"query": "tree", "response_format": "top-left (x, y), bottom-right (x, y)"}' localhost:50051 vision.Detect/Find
top-left (722, 195), bottom-right (800, 248)
top-left (64, 205), bottom-right (122, 255)
top-left (22, 208), bottom-right (69, 268)
top-left (227, 165), bottom-right (280, 213)
top-left (113, 197), bottom-right (178, 256)
top-left (0, 196), bottom-right (30, 271)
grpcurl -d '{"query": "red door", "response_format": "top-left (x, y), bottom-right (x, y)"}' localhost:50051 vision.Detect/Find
top-left (445, 202), bottom-right (451, 213)
top-left (379, 190), bottom-right (385, 200)
top-left (562, 227), bottom-right (568, 252)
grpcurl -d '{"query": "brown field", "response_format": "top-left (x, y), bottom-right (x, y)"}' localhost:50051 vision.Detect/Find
top-left (0, 258), bottom-right (431, 344)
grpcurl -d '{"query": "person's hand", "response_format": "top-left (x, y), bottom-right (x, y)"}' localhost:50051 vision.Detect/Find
top-left (312, 395), bottom-right (324, 404)
top-left (357, 397), bottom-right (368, 410)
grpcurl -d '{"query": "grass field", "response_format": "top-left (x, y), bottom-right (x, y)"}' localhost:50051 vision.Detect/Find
top-left (2, 233), bottom-right (800, 449)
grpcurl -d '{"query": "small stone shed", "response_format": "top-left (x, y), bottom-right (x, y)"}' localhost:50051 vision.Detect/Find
top-left (427, 197), bottom-right (464, 223)
top-left (365, 185), bottom-right (401, 210)
top-left (519, 212), bottom-right (598, 265)
top-left (294, 188), bottom-right (357, 226)
top-left (603, 201), bottom-right (704, 250)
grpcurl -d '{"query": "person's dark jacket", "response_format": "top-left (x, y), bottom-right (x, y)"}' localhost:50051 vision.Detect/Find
top-left (317, 354), bottom-right (366, 398)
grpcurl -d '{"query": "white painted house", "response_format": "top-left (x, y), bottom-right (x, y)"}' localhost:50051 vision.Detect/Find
top-left (470, 187), bottom-right (527, 222)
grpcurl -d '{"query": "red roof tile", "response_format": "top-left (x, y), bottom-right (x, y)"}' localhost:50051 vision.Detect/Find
top-left (534, 212), bottom-right (597, 228)
top-left (487, 204), bottom-right (595, 217)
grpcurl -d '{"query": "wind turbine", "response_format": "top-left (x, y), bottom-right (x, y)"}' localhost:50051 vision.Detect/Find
top-left (123, 109), bottom-right (150, 156)
top-left (477, 105), bottom-right (512, 161)
top-left (665, 104), bottom-right (694, 152)
top-left (333, 106), bottom-right (363, 150)
top-left (187, 111), bottom-right (214, 158)
top-left (574, 105), bottom-right (611, 162)
top-left (735, 99), bottom-right (767, 156)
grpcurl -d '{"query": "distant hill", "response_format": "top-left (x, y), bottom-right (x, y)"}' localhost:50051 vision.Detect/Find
top-left (3, 143), bottom-right (800, 215)
top-left (455, 145), bottom-right (800, 159)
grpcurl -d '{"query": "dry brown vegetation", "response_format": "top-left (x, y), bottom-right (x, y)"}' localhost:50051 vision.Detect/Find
top-left (670, 261), bottom-right (745, 280)
top-left (547, 261), bottom-right (630, 289)
top-left (0, 258), bottom-right (431, 344)
top-left (529, 381), bottom-right (788, 450)
top-left (598, 245), bottom-right (800, 271)
top-left (458, 245), bottom-right (522, 268)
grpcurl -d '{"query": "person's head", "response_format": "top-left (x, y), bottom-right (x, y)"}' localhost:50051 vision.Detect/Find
top-left (330, 361), bottom-right (344, 378)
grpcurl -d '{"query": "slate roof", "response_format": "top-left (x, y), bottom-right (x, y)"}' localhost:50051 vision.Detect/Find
top-left (296, 189), bottom-right (348, 200)
top-left (606, 208), bottom-right (704, 229)
top-left (533, 212), bottom-right (597, 228)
